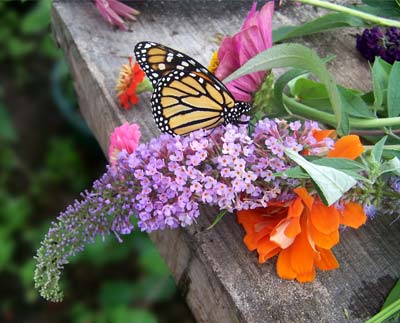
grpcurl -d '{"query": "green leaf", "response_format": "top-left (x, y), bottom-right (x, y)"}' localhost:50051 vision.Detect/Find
top-left (371, 57), bottom-right (392, 112)
top-left (371, 136), bottom-right (388, 163)
top-left (274, 68), bottom-right (307, 112)
top-left (138, 242), bottom-right (169, 277)
top-left (279, 157), bottom-right (366, 181)
top-left (365, 295), bottom-right (400, 323)
top-left (312, 157), bottom-right (368, 181)
top-left (99, 281), bottom-right (134, 306)
top-left (387, 61), bottom-right (400, 117)
top-left (20, 0), bottom-right (51, 34)
top-left (106, 306), bottom-right (157, 323)
top-left (207, 209), bottom-right (228, 230)
top-left (338, 86), bottom-right (375, 119)
top-left (380, 157), bottom-right (400, 176)
top-left (273, 13), bottom-right (366, 43)
top-left (0, 103), bottom-right (16, 141)
top-left (284, 148), bottom-right (357, 205)
top-left (0, 196), bottom-right (31, 231)
top-left (382, 278), bottom-right (400, 310)
top-left (356, 0), bottom-right (400, 18)
top-left (224, 43), bottom-right (348, 134)
top-left (292, 78), bottom-right (328, 100)
top-left (312, 157), bottom-right (365, 171)
top-left (7, 37), bottom-right (34, 58)
top-left (130, 276), bottom-right (176, 303)
top-left (20, 259), bottom-right (36, 288)
top-left (74, 235), bottom-right (132, 266)
top-left (383, 148), bottom-right (400, 160)
top-left (277, 166), bottom-right (310, 179)
top-left (0, 235), bottom-right (14, 269)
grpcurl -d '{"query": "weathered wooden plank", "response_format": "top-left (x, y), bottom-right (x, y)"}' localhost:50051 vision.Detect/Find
top-left (51, 1), bottom-right (399, 322)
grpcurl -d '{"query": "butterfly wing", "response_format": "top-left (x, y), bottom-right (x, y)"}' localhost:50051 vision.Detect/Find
top-left (152, 70), bottom-right (236, 136)
top-left (134, 41), bottom-right (252, 135)
top-left (134, 41), bottom-right (213, 87)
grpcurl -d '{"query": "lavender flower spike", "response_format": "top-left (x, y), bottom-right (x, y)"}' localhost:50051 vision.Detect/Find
top-left (34, 117), bottom-right (335, 301)
top-left (34, 166), bottom-right (135, 301)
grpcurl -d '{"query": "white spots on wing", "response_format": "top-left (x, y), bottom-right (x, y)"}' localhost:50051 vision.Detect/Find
top-left (158, 63), bottom-right (166, 70)
top-left (182, 61), bottom-right (189, 67)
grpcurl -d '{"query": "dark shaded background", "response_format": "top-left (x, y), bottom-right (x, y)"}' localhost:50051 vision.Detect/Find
top-left (0, 1), bottom-right (193, 322)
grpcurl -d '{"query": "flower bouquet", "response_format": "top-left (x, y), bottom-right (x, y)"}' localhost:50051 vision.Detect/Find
top-left (36, 1), bottom-right (400, 320)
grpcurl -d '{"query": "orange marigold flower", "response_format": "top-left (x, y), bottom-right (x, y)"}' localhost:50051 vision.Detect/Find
top-left (237, 188), bottom-right (366, 282)
top-left (237, 133), bottom-right (366, 282)
top-left (116, 57), bottom-right (145, 110)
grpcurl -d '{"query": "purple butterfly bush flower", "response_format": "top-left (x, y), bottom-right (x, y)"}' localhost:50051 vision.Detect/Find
top-left (34, 117), bottom-right (335, 301)
top-left (93, 0), bottom-right (139, 31)
top-left (215, 1), bottom-right (274, 102)
top-left (356, 27), bottom-right (400, 64)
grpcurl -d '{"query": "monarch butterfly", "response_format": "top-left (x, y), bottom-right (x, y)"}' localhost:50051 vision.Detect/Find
top-left (134, 41), bottom-right (253, 136)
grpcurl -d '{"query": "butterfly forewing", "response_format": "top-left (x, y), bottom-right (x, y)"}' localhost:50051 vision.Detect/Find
top-left (134, 42), bottom-right (211, 87)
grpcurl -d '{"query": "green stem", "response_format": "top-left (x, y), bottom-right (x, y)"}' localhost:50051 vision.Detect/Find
top-left (364, 145), bottom-right (400, 150)
top-left (136, 78), bottom-right (153, 93)
top-left (283, 95), bottom-right (400, 129)
top-left (365, 297), bottom-right (400, 323)
top-left (295, 0), bottom-right (400, 28)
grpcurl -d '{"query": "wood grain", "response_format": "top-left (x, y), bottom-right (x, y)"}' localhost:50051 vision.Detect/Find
top-left (51, 1), bottom-right (399, 322)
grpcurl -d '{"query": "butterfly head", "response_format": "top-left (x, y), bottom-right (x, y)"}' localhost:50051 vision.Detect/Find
top-left (225, 101), bottom-right (253, 125)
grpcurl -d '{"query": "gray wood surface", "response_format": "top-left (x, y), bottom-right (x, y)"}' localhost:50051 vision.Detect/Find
top-left (51, 1), bottom-right (400, 322)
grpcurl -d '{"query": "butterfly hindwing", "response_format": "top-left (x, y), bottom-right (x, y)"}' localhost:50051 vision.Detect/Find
top-left (151, 70), bottom-right (236, 136)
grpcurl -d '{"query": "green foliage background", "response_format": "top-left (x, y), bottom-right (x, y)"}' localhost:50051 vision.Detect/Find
top-left (0, 1), bottom-right (193, 322)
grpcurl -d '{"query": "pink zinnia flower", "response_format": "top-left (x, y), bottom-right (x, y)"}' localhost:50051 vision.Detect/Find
top-left (215, 1), bottom-right (274, 102)
top-left (109, 123), bottom-right (141, 165)
top-left (93, 0), bottom-right (139, 31)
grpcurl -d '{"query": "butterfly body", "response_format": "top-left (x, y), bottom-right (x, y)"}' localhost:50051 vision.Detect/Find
top-left (134, 41), bottom-right (252, 135)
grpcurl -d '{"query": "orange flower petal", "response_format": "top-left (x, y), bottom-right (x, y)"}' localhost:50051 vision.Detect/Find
top-left (294, 188), bottom-right (314, 210)
top-left (237, 210), bottom-right (261, 232)
top-left (314, 248), bottom-right (339, 271)
top-left (327, 135), bottom-right (364, 160)
top-left (257, 236), bottom-right (281, 263)
top-left (284, 217), bottom-right (301, 238)
top-left (270, 219), bottom-right (295, 248)
top-left (309, 221), bottom-right (339, 249)
top-left (277, 248), bottom-right (296, 280)
top-left (313, 129), bottom-right (336, 142)
top-left (243, 234), bottom-right (258, 251)
top-left (283, 198), bottom-right (303, 238)
top-left (340, 202), bottom-right (367, 229)
top-left (296, 269), bottom-right (316, 283)
top-left (288, 197), bottom-right (304, 219)
top-left (238, 209), bottom-right (284, 251)
top-left (310, 201), bottom-right (339, 234)
top-left (289, 216), bottom-right (316, 282)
